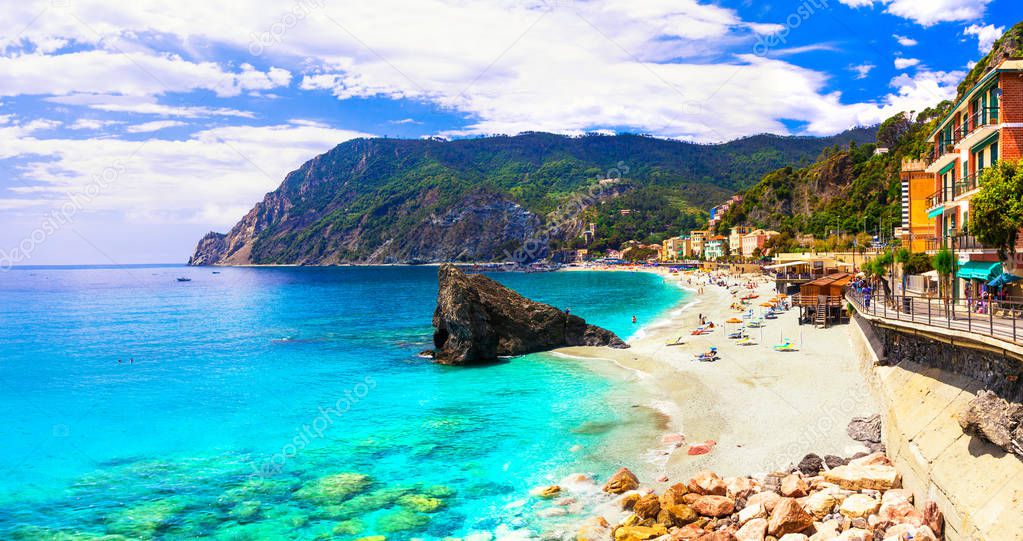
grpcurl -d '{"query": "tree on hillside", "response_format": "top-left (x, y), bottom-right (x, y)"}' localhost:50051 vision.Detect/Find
top-left (877, 113), bottom-right (912, 149)
top-left (970, 160), bottom-right (1023, 259)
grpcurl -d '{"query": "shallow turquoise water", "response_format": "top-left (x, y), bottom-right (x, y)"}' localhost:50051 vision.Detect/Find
top-left (0, 266), bottom-right (686, 540)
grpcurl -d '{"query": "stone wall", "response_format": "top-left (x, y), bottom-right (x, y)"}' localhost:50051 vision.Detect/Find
top-left (848, 316), bottom-right (1023, 540)
top-left (872, 325), bottom-right (1023, 403)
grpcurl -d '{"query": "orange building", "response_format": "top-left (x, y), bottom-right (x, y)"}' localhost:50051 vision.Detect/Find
top-left (899, 158), bottom-right (937, 253)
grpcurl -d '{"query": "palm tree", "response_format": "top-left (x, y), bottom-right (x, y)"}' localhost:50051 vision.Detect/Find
top-left (932, 248), bottom-right (955, 312)
top-left (895, 247), bottom-right (910, 296)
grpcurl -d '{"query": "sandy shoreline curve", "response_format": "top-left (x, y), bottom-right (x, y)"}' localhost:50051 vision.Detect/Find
top-left (552, 266), bottom-right (879, 483)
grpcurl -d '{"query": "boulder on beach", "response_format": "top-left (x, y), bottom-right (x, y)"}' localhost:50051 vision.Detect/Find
top-left (822, 462), bottom-right (900, 491)
top-left (603, 467), bottom-right (640, 494)
top-left (429, 264), bottom-right (628, 364)
top-left (767, 497), bottom-right (814, 537)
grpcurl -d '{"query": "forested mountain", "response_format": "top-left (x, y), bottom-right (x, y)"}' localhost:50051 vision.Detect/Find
top-left (189, 129), bottom-right (874, 265)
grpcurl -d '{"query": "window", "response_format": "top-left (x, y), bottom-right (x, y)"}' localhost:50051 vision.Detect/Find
top-left (991, 142), bottom-right (999, 165)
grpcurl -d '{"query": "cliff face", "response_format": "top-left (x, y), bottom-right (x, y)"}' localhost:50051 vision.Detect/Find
top-left (430, 264), bottom-right (627, 365)
top-left (189, 130), bottom-right (875, 266)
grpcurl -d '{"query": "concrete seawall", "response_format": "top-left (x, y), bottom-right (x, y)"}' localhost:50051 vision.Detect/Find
top-left (848, 314), bottom-right (1023, 540)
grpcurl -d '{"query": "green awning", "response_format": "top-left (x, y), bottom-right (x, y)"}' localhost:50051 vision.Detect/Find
top-left (927, 207), bottom-right (944, 219)
top-left (957, 261), bottom-right (1002, 280)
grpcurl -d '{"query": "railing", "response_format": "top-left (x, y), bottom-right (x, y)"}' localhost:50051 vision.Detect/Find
top-left (847, 289), bottom-right (1023, 347)
top-left (927, 136), bottom-right (959, 166)
top-left (955, 234), bottom-right (987, 251)
top-left (793, 294), bottom-right (844, 307)
top-left (926, 190), bottom-right (944, 209)
top-left (953, 174), bottom-right (978, 199)
top-left (956, 107), bottom-right (999, 141)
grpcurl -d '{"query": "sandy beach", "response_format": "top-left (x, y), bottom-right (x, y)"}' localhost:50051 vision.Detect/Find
top-left (555, 267), bottom-right (879, 482)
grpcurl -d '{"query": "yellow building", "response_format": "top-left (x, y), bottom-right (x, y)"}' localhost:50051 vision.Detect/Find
top-left (689, 230), bottom-right (709, 256)
top-left (900, 158), bottom-right (936, 253)
top-left (728, 226), bottom-right (753, 256)
top-left (661, 237), bottom-right (688, 261)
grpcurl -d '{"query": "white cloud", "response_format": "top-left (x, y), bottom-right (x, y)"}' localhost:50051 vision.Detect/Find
top-left (894, 57), bottom-right (920, 69)
top-left (68, 118), bottom-right (124, 130)
top-left (893, 34), bottom-right (918, 46)
top-left (964, 24), bottom-right (1004, 54)
top-left (46, 95), bottom-right (256, 118)
top-left (838, 0), bottom-right (990, 26)
top-left (0, 122), bottom-right (372, 227)
top-left (0, 50), bottom-right (290, 97)
top-left (850, 63), bottom-right (875, 79)
top-left (124, 120), bottom-right (188, 133)
top-left (389, 118), bottom-right (421, 125)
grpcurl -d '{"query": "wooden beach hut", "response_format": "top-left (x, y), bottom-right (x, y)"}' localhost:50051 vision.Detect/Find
top-left (795, 272), bottom-right (853, 327)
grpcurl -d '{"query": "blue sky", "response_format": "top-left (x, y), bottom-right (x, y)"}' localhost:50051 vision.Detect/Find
top-left (0, 0), bottom-right (1018, 265)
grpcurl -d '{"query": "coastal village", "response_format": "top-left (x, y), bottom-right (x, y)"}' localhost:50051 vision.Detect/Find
top-left (566, 58), bottom-right (1023, 308)
top-left (516, 57), bottom-right (1023, 541)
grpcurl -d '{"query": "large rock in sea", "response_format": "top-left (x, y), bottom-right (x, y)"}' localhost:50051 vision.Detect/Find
top-left (430, 264), bottom-right (628, 365)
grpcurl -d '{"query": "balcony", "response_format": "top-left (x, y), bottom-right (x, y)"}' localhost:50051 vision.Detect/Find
top-left (925, 189), bottom-right (945, 211)
top-left (954, 234), bottom-right (989, 252)
top-left (924, 135), bottom-right (960, 173)
top-left (952, 174), bottom-right (979, 199)
top-left (956, 107), bottom-right (999, 150)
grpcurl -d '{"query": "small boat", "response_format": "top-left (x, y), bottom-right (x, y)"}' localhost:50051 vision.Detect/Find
top-left (212, 271), bottom-right (221, 274)
top-left (176, 277), bottom-right (192, 282)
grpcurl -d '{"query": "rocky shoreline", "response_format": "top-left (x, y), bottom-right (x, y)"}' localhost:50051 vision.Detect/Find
top-left (529, 448), bottom-right (943, 541)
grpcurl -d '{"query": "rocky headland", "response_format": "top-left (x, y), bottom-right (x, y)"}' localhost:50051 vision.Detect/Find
top-left (428, 264), bottom-right (628, 365)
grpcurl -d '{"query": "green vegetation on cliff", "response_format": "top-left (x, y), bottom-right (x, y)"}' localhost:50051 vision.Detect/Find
top-left (191, 129), bottom-right (873, 265)
top-left (719, 105), bottom-right (947, 243)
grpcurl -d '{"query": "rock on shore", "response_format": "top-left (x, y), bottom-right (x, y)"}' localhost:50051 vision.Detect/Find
top-left (429, 264), bottom-right (628, 365)
top-left (570, 453), bottom-right (943, 541)
top-left (958, 390), bottom-right (1023, 457)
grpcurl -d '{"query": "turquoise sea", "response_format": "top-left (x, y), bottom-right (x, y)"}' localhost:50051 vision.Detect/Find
top-left (0, 266), bottom-right (686, 540)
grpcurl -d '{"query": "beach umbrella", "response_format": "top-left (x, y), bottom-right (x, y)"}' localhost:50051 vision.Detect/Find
top-left (725, 317), bottom-right (743, 324)
top-left (760, 302), bottom-right (774, 307)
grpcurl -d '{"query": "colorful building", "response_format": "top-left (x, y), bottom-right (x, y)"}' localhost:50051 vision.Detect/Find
top-left (741, 229), bottom-right (780, 258)
top-left (704, 236), bottom-right (727, 260)
top-left (900, 158), bottom-right (937, 253)
top-left (923, 59), bottom-right (1023, 287)
top-left (689, 230), bottom-right (709, 257)
top-left (660, 236), bottom-right (687, 262)
top-left (728, 226), bottom-right (753, 255)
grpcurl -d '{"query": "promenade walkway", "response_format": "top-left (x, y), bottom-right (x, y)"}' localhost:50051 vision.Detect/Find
top-left (846, 290), bottom-right (1023, 347)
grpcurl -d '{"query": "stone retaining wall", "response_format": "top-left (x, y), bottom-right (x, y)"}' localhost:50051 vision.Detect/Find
top-left (848, 315), bottom-right (1023, 540)
top-left (871, 324), bottom-right (1023, 403)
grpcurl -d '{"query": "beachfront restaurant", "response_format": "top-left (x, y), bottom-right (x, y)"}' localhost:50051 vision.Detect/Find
top-left (765, 257), bottom-right (848, 294)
